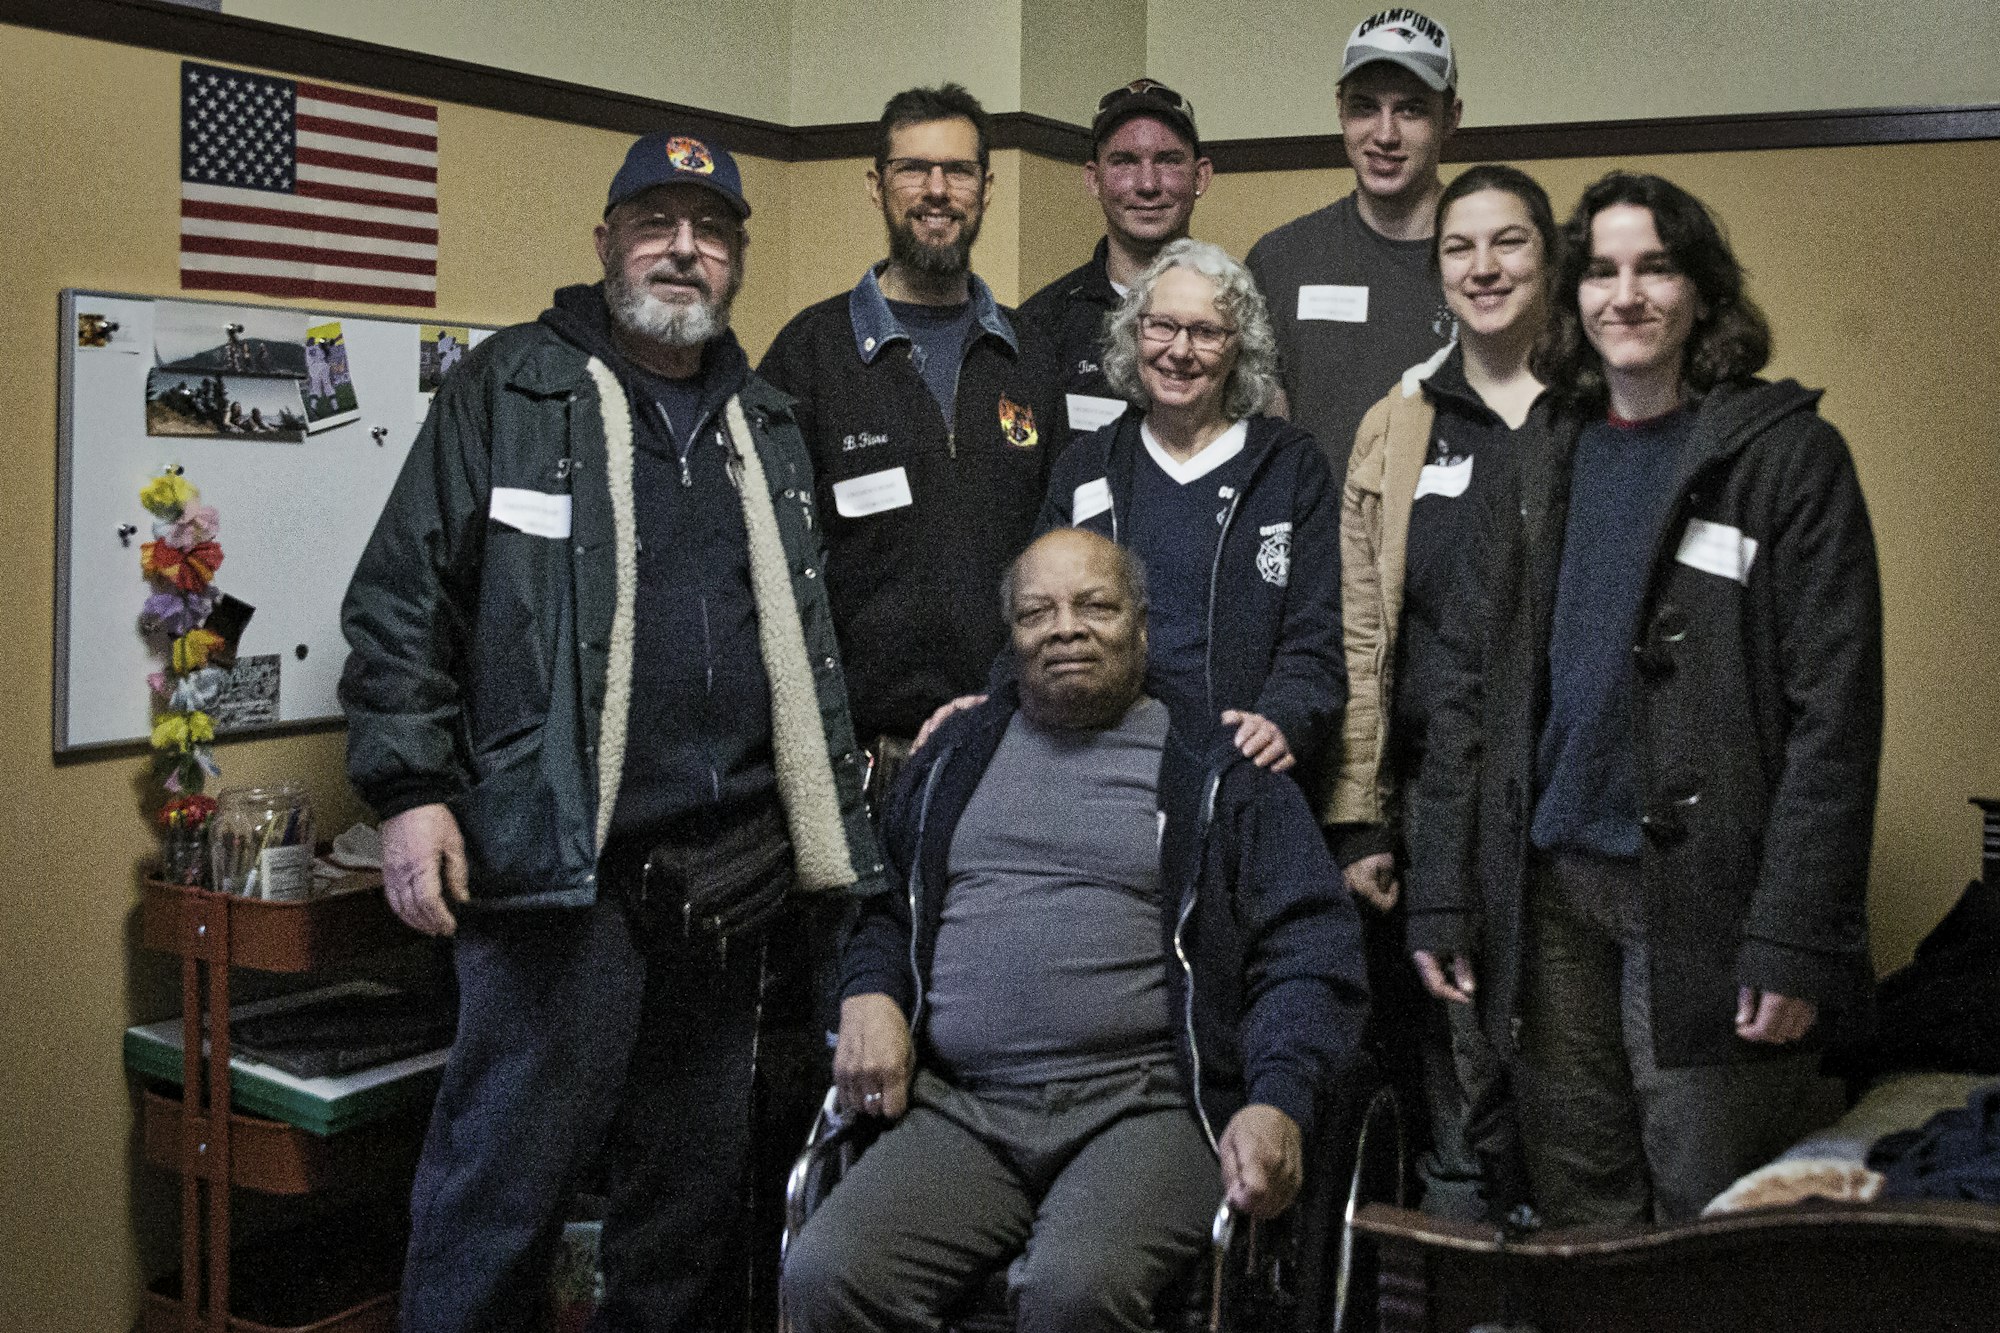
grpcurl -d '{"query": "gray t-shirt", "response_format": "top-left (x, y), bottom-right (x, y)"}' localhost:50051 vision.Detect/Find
top-left (1246, 191), bottom-right (1456, 478)
top-left (924, 696), bottom-right (1176, 1085)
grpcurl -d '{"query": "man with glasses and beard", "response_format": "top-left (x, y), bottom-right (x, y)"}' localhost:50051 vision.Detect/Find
top-left (341, 132), bottom-right (884, 1333)
top-left (759, 84), bottom-right (1064, 798)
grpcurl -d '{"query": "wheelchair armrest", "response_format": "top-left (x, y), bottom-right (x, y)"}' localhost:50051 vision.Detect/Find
top-left (782, 1087), bottom-right (885, 1260)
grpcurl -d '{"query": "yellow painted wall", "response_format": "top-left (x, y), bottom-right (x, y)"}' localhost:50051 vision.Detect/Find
top-left (226, 0), bottom-right (796, 123)
top-left (218, 0), bottom-right (2000, 134)
top-left (7, 14), bottom-right (2000, 1333)
top-left (1149, 0), bottom-right (2000, 139)
top-left (1199, 143), bottom-right (2000, 969)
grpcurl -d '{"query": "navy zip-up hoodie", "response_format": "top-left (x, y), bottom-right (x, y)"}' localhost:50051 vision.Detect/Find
top-left (1036, 412), bottom-right (1345, 786)
top-left (840, 685), bottom-right (1368, 1142)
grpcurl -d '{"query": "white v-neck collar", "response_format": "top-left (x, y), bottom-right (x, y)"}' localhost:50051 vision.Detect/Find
top-left (1140, 418), bottom-right (1248, 485)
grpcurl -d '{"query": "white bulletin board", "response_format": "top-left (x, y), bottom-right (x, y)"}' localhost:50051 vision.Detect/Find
top-left (54, 289), bottom-right (494, 753)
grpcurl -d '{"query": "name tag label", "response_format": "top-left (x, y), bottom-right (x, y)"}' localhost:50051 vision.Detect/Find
top-left (1073, 477), bottom-right (1113, 524)
top-left (1675, 518), bottom-right (1759, 585)
top-left (1297, 284), bottom-right (1370, 322)
top-left (832, 467), bottom-right (914, 518)
top-left (1413, 456), bottom-right (1473, 500)
top-left (1065, 393), bottom-right (1128, 434)
top-left (489, 487), bottom-right (572, 539)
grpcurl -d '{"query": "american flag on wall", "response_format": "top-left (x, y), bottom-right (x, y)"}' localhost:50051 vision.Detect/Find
top-left (179, 61), bottom-right (439, 307)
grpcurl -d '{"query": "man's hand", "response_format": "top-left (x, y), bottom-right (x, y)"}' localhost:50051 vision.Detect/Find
top-left (833, 993), bottom-right (914, 1119)
top-left (381, 803), bottom-right (470, 936)
top-left (914, 694), bottom-right (987, 752)
top-left (1736, 988), bottom-right (1817, 1044)
top-left (1220, 710), bottom-right (1294, 772)
top-left (1344, 852), bottom-right (1400, 912)
top-left (1218, 1104), bottom-right (1303, 1219)
top-left (1413, 950), bottom-right (1476, 1005)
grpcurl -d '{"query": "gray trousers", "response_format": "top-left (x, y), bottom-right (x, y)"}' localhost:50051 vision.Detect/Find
top-left (1513, 852), bottom-right (1824, 1226)
top-left (782, 1061), bottom-right (1222, 1333)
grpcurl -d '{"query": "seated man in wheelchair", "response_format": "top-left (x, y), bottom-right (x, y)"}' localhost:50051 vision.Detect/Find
top-left (783, 528), bottom-right (1369, 1332)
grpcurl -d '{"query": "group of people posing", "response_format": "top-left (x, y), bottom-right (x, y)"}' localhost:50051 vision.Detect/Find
top-left (339, 7), bottom-right (1884, 1331)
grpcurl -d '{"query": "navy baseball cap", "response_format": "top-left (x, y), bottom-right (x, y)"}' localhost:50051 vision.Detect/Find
top-left (1091, 79), bottom-right (1200, 155)
top-left (605, 132), bottom-right (751, 219)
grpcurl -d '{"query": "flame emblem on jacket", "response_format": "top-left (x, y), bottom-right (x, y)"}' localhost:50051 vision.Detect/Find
top-left (998, 396), bottom-right (1038, 449)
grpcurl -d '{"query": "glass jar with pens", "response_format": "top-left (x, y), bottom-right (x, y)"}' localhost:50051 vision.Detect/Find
top-left (208, 785), bottom-right (316, 901)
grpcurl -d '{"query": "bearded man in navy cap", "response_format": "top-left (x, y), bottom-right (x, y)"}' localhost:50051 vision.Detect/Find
top-left (341, 130), bottom-right (885, 1333)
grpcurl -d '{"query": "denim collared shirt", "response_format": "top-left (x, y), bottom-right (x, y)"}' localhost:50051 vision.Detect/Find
top-left (846, 265), bottom-right (1018, 365)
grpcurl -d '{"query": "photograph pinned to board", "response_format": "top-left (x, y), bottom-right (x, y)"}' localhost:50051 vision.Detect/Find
top-left (207, 653), bottom-right (281, 733)
top-left (415, 323), bottom-right (471, 419)
top-left (302, 320), bottom-right (360, 433)
top-left (154, 300), bottom-right (308, 378)
top-left (146, 368), bottom-right (308, 441)
top-left (76, 297), bottom-right (148, 354)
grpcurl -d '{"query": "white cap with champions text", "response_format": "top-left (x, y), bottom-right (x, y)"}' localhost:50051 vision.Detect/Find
top-left (1340, 9), bottom-right (1456, 92)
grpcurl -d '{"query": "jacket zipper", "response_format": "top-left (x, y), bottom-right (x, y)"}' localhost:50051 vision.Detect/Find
top-left (1174, 766), bottom-right (1225, 1152)
top-left (1204, 490), bottom-right (1244, 718)
top-left (904, 745), bottom-right (952, 1036)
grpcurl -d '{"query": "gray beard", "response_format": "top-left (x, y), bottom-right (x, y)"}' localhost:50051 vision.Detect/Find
top-left (606, 268), bottom-right (734, 347)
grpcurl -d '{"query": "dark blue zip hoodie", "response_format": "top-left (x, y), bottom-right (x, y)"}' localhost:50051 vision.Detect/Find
top-left (1035, 412), bottom-right (1345, 787)
top-left (839, 684), bottom-right (1368, 1142)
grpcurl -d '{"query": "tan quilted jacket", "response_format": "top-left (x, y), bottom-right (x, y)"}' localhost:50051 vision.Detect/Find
top-left (1320, 350), bottom-right (1449, 827)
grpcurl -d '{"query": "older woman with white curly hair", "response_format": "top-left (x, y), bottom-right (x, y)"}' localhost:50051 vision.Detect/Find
top-left (1035, 237), bottom-right (1343, 776)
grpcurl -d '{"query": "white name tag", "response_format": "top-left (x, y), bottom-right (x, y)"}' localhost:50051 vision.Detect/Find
top-left (1072, 477), bottom-right (1113, 525)
top-left (1675, 518), bottom-right (1759, 585)
top-left (489, 487), bottom-right (572, 539)
top-left (832, 466), bottom-right (913, 518)
top-left (1065, 393), bottom-right (1128, 434)
top-left (1413, 456), bottom-right (1472, 500)
top-left (1297, 284), bottom-right (1370, 322)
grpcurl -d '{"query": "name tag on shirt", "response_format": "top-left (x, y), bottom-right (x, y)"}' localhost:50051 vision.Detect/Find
top-left (1675, 518), bottom-right (1759, 585)
top-left (489, 487), bottom-right (572, 539)
top-left (1065, 393), bottom-right (1128, 434)
top-left (1413, 456), bottom-right (1473, 500)
top-left (832, 467), bottom-right (914, 518)
top-left (1073, 477), bottom-right (1113, 524)
top-left (1297, 284), bottom-right (1370, 322)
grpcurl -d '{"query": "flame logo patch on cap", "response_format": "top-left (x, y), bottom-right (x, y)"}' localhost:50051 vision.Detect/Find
top-left (998, 396), bottom-right (1038, 449)
top-left (665, 137), bottom-right (715, 175)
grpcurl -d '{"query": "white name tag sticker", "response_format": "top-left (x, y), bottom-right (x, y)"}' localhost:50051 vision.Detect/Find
top-left (489, 487), bottom-right (572, 539)
top-left (1297, 284), bottom-right (1370, 322)
top-left (1065, 393), bottom-right (1128, 434)
top-left (1675, 518), bottom-right (1759, 585)
top-left (1072, 477), bottom-right (1113, 524)
top-left (832, 466), bottom-right (913, 518)
top-left (1413, 456), bottom-right (1472, 500)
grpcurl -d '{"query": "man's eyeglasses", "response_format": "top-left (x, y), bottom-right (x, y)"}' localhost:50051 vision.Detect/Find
top-left (623, 212), bottom-right (740, 258)
top-left (882, 158), bottom-right (985, 193)
top-left (1138, 313), bottom-right (1235, 353)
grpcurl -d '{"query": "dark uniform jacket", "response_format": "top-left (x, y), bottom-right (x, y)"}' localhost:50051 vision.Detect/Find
top-left (1405, 378), bottom-right (1883, 1068)
top-left (841, 684), bottom-right (1369, 1142)
top-left (341, 301), bottom-right (886, 908)
top-left (1038, 412), bottom-right (1346, 785)
top-left (758, 269), bottom-right (1065, 742)
top-left (1019, 236), bottom-right (1129, 435)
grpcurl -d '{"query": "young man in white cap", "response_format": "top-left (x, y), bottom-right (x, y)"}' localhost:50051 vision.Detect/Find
top-left (1247, 8), bottom-right (1463, 477)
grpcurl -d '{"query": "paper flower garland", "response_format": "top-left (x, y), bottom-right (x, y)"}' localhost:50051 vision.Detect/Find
top-left (140, 467), bottom-right (224, 798)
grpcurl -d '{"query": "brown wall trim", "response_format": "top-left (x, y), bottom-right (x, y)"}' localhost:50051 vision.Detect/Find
top-left (9, 0), bottom-right (1997, 170)
top-left (1207, 103), bottom-right (2000, 173)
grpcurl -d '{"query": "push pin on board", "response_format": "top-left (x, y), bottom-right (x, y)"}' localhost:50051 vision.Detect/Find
top-left (371, 426), bottom-right (389, 446)
top-left (117, 523), bottom-right (138, 547)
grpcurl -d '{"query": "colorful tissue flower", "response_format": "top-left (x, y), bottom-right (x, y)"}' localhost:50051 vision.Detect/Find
top-left (141, 590), bottom-right (215, 637)
top-left (140, 472), bottom-right (195, 517)
top-left (157, 793), bottom-right (219, 830)
top-left (151, 714), bottom-right (191, 752)
top-left (167, 667), bottom-right (228, 713)
top-left (171, 627), bottom-right (226, 674)
top-left (142, 538), bottom-right (225, 593)
top-left (167, 503), bottom-right (220, 548)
